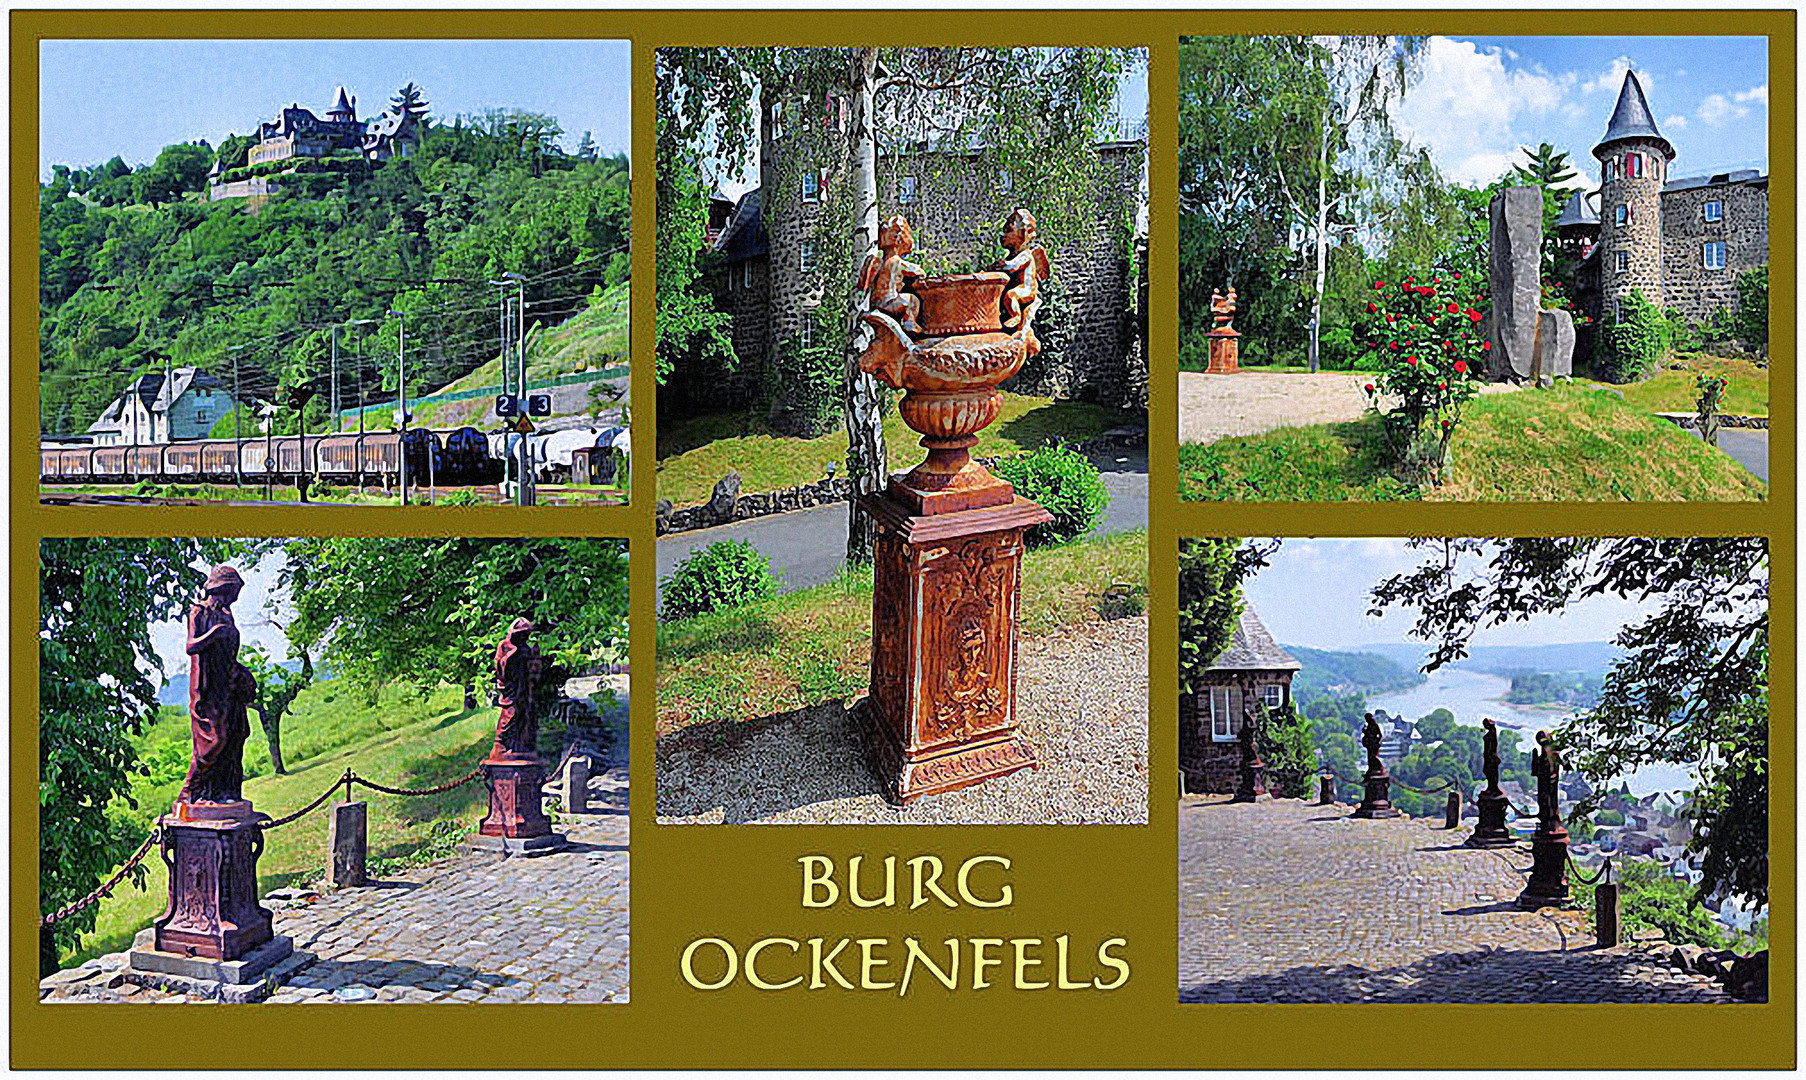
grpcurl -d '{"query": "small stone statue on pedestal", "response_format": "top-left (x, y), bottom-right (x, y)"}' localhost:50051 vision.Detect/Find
top-left (1353, 712), bottom-right (1399, 818)
top-left (476, 618), bottom-right (565, 853)
top-left (1205, 284), bottom-right (1240, 373)
top-left (133, 565), bottom-right (292, 999)
top-left (1517, 729), bottom-right (1571, 908)
top-left (1466, 717), bottom-right (1514, 847)
top-left (1230, 712), bottom-right (1266, 803)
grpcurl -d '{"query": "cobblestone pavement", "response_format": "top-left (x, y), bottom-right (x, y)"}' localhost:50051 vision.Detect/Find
top-left (44, 709), bottom-right (630, 1005)
top-left (657, 616), bottom-right (1148, 824)
top-left (1178, 371), bottom-right (1518, 445)
top-left (1178, 795), bottom-right (1732, 1003)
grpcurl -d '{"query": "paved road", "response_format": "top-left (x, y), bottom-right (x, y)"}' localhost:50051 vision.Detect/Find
top-left (1179, 795), bottom-right (1734, 1004)
top-left (657, 447), bottom-right (1147, 601)
top-left (1715, 428), bottom-right (1769, 481)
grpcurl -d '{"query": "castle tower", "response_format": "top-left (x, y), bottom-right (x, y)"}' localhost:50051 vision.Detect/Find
top-left (1591, 70), bottom-right (1674, 318)
top-left (327, 86), bottom-right (357, 124)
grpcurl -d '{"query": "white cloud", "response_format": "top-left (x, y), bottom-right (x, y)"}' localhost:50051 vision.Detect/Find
top-left (1735, 84), bottom-right (1769, 107)
top-left (1393, 36), bottom-right (1570, 185)
top-left (1664, 114), bottom-right (1689, 130)
top-left (1582, 56), bottom-right (1645, 95)
top-left (1697, 93), bottom-right (1747, 125)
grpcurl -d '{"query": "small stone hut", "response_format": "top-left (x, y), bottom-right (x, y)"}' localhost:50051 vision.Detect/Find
top-left (1180, 607), bottom-right (1300, 794)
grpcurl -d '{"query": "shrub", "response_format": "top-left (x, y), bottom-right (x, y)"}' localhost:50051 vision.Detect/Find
top-left (661, 539), bottom-right (777, 620)
top-left (1735, 265), bottom-right (1768, 355)
top-left (438, 489), bottom-right (485, 506)
top-left (992, 442), bottom-right (1108, 546)
top-left (1574, 858), bottom-right (1729, 950)
top-left (1597, 289), bottom-right (1669, 383)
top-left (1351, 271), bottom-right (1487, 484)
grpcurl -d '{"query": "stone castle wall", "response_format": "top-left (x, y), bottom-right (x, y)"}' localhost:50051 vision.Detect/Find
top-left (1660, 181), bottom-right (1769, 323)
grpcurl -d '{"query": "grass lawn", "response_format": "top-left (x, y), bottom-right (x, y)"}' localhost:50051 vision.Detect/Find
top-left (656, 392), bottom-right (1139, 507)
top-left (1180, 382), bottom-right (1767, 502)
top-left (1577, 352), bottom-right (1770, 417)
top-left (656, 529), bottom-right (1147, 737)
top-left (63, 681), bottom-right (505, 967)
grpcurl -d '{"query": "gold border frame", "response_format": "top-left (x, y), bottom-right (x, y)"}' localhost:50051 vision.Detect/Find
top-left (12, 9), bottom-right (1794, 1069)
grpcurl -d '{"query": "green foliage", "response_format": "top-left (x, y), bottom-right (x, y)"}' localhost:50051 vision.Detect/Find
top-left (37, 537), bottom-right (241, 974)
top-left (1372, 538), bottom-right (1770, 908)
top-left (991, 442), bottom-right (1108, 546)
top-left (1177, 539), bottom-right (1273, 695)
top-left (1574, 858), bottom-right (1730, 950)
top-left (1288, 644), bottom-right (1425, 703)
top-left (1735, 265), bottom-right (1768, 354)
top-left (284, 537), bottom-right (629, 702)
top-left (1504, 669), bottom-right (1602, 707)
top-left (1597, 289), bottom-right (1670, 383)
top-left (652, 112), bottom-right (736, 390)
top-left (660, 540), bottom-right (779, 621)
top-left (40, 114), bottom-right (630, 437)
top-left (1257, 703), bottom-right (1317, 799)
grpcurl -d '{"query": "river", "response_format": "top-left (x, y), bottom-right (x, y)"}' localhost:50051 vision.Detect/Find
top-left (1370, 666), bottom-right (1694, 796)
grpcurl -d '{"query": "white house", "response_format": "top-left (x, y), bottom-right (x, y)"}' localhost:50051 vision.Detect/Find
top-left (86, 368), bottom-right (237, 446)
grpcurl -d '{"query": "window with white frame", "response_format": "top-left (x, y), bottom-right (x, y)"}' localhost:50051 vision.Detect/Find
top-left (1205, 685), bottom-right (1243, 742)
top-left (742, 261), bottom-right (753, 290)
top-left (802, 171), bottom-right (821, 202)
top-left (1604, 159), bottom-right (1617, 181)
top-left (998, 170), bottom-right (1013, 195)
top-left (1257, 684), bottom-right (1283, 712)
top-left (1615, 251), bottom-right (1630, 273)
top-left (1704, 200), bottom-right (1723, 223)
top-left (800, 239), bottom-right (818, 272)
top-left (898, 175), bottom-right (917, 204)
top-left (1703, 241), bottom-right (1727, 270)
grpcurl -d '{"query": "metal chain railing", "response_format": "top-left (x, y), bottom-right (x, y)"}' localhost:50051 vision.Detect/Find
top-left (43, 759), bottom-right (486, 926)
top-left (40, 827), bottom-right (163, 928)
top-left (1389, 775), bottom-right (1458, 796)
top-left (1568, 851), bottom-right (1613, 886)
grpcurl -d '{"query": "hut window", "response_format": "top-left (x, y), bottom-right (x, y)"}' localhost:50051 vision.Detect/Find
top-left (1258, 684), bottom-right (1282, 711)
top-left (1207, 686), bottom-right (1242, 741)
top-left (1703, 241), bottom-right (1727, 270)
top-left (1704, 200), bottom-right (1723, 223)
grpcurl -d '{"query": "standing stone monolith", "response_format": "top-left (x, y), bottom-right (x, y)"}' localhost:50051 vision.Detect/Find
top-left (328, 800), bottom-right (368, 887)
top-left (1489, 185), bottom-right (1544, 382)
top-left (1532, 307), bottom-right (1575, 385)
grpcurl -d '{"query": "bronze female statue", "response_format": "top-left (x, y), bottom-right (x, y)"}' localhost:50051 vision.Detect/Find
top-left (490, 617), bottom-right (543, 761)
top-left (1361, 712), bottom-right (1383, 775)
top-left (1481, 717), bottom-right (1503, 795)
top-left (178, 565), bottom-right (257, 807)
top-left (1532, 729), bottom-right (1563, 828)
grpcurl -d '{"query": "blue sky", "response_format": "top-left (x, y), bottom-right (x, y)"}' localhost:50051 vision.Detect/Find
top-left (149, 550), bottom-right (292, 680)
top-left (1239, 540), bottom-right (1655, 653)
top-left (39, 39), bottom-right (631, 178)
top-left (1393, 35), bottom-right (1768, 188)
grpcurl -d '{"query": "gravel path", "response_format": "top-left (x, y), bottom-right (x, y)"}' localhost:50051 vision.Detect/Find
top-left (656, 615), bottom-right (1148, 824)
top-left (1178, 371), bottom-right (1518, 445)
top-left (1178, 795), bottom-right (1734, 1003)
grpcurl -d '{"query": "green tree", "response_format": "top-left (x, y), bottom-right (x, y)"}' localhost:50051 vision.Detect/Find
top-left (1257, 702), bottom-right (1318, 799)
top-left (1509, 141), bottom-right (1579, 188)
top-left (1177, 538), bottom-right (1276, 693)
top-left (238, 643), bottom-right (313, 775)
top-left (38, 537), bottom-right (238, 974)
top-left (1371, 537), bottom-right (1769, 907)
top-left (285, 538), bottom-right (629, 704)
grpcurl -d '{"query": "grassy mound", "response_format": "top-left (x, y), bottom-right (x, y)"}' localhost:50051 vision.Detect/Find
top-left (657, 529), bottom-right (1147, 737)
top-left (656, 392), bottom-right (1137, 508)
top-left (1578, 352), bottom-right (1769, 416)
top-left (1181, 382), bottom-right (1766, 502)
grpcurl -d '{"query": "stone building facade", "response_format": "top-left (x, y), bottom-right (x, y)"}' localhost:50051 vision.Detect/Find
top-left (1179, 608), bottom-right (1300, 795)
top-left (697, 117), bottom-right (1146, 425)
top-left (1560, 70), bottom-right (1769, 325)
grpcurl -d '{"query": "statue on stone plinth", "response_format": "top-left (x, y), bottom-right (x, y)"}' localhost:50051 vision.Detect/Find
top-left (490, 617), bottom-right (543, 762)
top-left (1481, 717), bottom-right (1503, 795)
top-left (1210, 285), bottom-right (1238, 332)
top-left (1532, 729), bottom-right (1563, 829)
top-left (1361, 712), bottom-right (1383, 774)
top-left (178, 565), bottom-right (257, 807)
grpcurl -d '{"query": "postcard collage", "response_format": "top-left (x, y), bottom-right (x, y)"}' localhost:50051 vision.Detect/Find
top-left (13, 7), bottom-right (1794, 1072)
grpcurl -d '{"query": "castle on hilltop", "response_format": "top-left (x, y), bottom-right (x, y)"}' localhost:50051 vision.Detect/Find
top-left (209, 83), bottom-right (427, 201)
top-left (1557, 70), bottom-right (1768, 326)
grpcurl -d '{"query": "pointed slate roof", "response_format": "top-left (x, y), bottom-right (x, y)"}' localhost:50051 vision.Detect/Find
top-left (1555, 189), bottom-right (1599, 230)
top-left (1206, 608), bottom-right (1301, 673)
top-left (1595, 70), bottom-right (1674, 161)
top-left (330, 86), bottom-right (355, 116)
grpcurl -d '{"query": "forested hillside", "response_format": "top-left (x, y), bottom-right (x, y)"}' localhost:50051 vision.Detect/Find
top-left (39, 108), bottom-right (630, 436)
top-left (1286, 644), bottom-right (1427, 704)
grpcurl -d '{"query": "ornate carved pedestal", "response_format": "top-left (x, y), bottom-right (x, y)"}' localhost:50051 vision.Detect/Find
top-left (1517, 824), bottom-right (1571, 908)
top-left (1465, 788), bottom-right (1514, 848)
top-left (1205, 327), bottom-right (1240, 374)
top-left (1353, 766), bottom-right (1400, 818)
top-left (474, 757), bottom-right (567, 855)
top-left (860, 492), bottom-right (1050, 804)
top-left (150, 806), bottom-right (274, 960)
